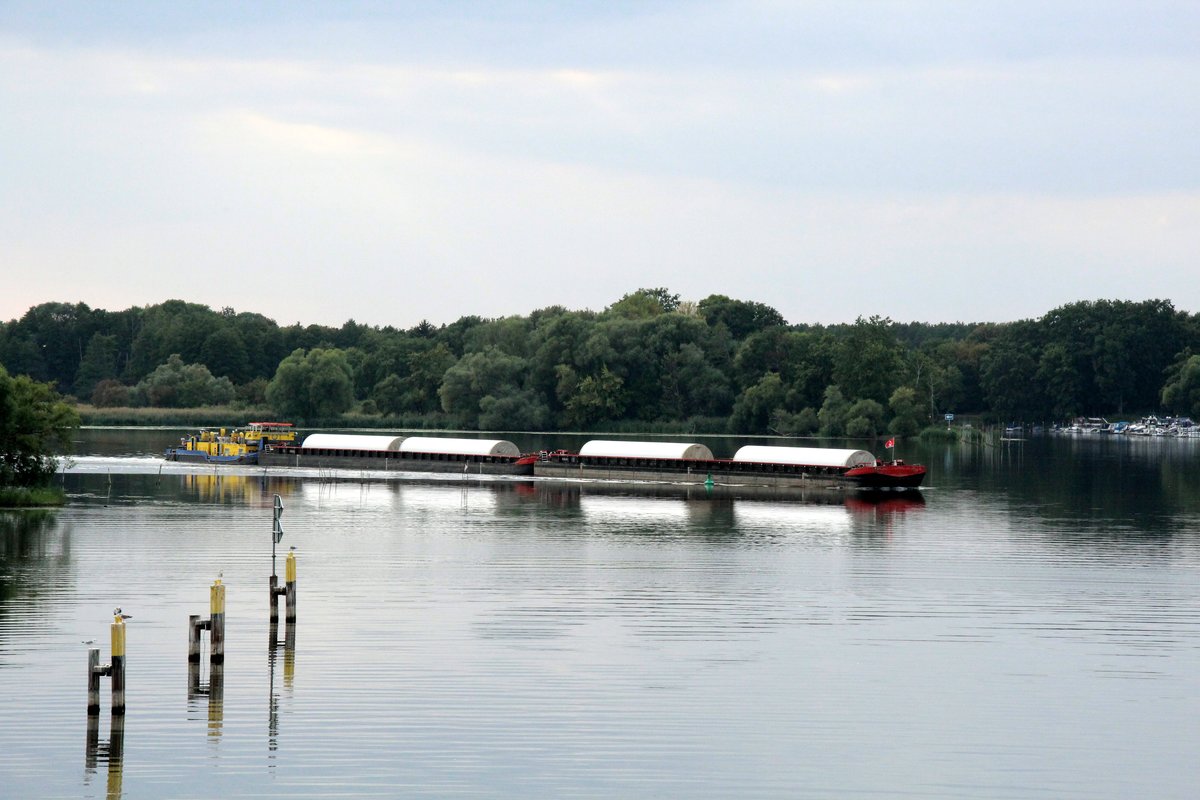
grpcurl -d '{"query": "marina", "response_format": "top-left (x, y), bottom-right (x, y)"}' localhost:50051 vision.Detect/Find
top-left (1053, 415), bottom-right (1200, 437)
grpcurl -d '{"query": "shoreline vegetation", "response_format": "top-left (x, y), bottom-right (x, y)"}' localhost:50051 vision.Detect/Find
top-left (76, 403), bottom-right (971, 443)
top-left (5, 295), bottom-right (1200, 445)
top-left (0, 486), bottom-right (66, 508)
top-left (7, 294), bottom-right (1200, 510)
top-left (0, 364), bottom-right (78, 508)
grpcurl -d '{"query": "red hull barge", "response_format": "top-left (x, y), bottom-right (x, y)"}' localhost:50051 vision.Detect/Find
top-left (844, 462), bottom-right (927, 489)
top-left (534, 441), bottom-right (925, 491)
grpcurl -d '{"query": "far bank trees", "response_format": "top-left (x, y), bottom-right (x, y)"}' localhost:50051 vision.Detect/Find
top-left (2, 294), bottom-right (1198, 434)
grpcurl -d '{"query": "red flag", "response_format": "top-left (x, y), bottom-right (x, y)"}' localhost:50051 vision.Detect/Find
top-left (885, 438), bottom-right (895, 449)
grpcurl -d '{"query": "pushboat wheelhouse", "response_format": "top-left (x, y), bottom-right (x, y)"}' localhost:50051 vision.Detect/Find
top-left (163, 422), bottom-right (297, 465)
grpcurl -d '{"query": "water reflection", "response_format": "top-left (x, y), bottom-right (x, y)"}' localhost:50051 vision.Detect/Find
top-left (0, 511), bottom-right (68, 656)
top-left (84, 714), bottom-right (124, 799)
top-left (187, 662), bottom-right (226, 741)
top-left (179, 471), bottom-right (302, 507)
top-left (11, 430), bottom-right (1199, 799)
top-left (267, 622), bottom-right (297, 754)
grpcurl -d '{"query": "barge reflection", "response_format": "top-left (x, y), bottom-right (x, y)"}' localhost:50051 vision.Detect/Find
top-left (530, 480), bottom-right (923, 510)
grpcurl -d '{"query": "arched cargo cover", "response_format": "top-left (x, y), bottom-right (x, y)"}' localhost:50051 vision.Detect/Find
top-left (732, 445), bottom-right (875, 468)
top-left (301, 433), bottom-right (406, 451)
top-left (399, 437), bottom-right (521, 457)
top-left (579, 440), bottom-right (715, 460)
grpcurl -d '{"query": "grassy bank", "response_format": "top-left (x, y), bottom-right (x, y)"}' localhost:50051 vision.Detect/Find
top-left (919, 425), bottom-right (960, 443)
top-left (76, 405), bottom-right (459, 430)
top-left (77, 404), bottom-right (275, 427)
top-left (0, 486), bottom-right (67, 507)
top-left (73, 405), bottom-right (732, 435)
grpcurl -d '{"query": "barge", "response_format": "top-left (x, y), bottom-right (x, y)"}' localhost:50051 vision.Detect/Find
top-left (164, 422), bottom-right (297, 464)
top-left (258, 434), bottom-right (537, 476)
top-left (533, 440), bottom-right (925, 490)
top-left (176, 428), bottom-right (923, 490)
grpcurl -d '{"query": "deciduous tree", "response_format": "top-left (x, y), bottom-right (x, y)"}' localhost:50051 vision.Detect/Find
top-left (266, 348), bottom-right (355, 420)
top-left (0, 365), bottom-right (80, 488)
top-left (1162, 354), bottom-right (1200, 418)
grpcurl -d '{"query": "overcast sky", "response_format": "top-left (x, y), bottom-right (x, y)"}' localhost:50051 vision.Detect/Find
top-left (2, 1), bottom-right (1198, 329)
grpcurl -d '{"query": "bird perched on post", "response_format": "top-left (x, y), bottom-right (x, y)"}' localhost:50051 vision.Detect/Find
top-left (113, 608), bottom-right (132, 620)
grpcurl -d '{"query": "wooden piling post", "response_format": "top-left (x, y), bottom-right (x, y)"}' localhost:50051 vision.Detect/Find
top-left (284, 549), bottom-right (297, 623)
top-left (87, 647), bottom-right (101, 716)
top-left (210, 577), bottom-right (225, 664)
top-left (110, 615), bottom-right (126, 715)
top-left (269, 573), bottom-right (280, 625)
top-left (188, 614), bottom-right (202, 664)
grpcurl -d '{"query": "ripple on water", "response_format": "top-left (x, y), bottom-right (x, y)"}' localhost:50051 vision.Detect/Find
top-left (3, 460), bottom-right (1200, 798)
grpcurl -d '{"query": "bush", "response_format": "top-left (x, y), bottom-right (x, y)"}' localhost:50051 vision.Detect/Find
top-left (0, 367), bottom-right (80, 488)
top-left (134, 355), bottom-right (235, 408)
top-left (919, 426), bottom-right (959, 443)
top-left (91, 379), bottom-right (132, 408)
top-left (236, 378), bottom-right (269, 408)
top-left (0, 486), bottom-right (66, 507)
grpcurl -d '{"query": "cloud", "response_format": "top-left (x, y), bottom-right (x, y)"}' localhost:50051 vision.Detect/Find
top-left (1, 7), bottom-right (1199, 329)
top-left (200, 111), bottom-right (403, 159)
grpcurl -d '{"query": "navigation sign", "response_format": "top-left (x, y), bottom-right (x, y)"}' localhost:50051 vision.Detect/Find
top-left (271, 494), bottom-right (285, 576)
top-left (273, 494), bottom-right (284, 544)
top-left (944, 413), bottom-right (955, 421)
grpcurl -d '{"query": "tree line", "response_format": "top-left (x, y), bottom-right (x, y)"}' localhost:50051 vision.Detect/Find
top-left (3, 292), bottom-right (1200, 435)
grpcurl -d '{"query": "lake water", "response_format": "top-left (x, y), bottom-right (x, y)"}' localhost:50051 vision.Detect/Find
top-left (2, 428), bottom-right (1199, 799)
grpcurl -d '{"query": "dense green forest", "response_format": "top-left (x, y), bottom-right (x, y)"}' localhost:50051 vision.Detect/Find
top-left (2, 291), bottom-right (1200, 435)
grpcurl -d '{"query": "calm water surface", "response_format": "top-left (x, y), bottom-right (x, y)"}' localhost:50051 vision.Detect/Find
top-left (2, 429), bottom-right (1199, 799)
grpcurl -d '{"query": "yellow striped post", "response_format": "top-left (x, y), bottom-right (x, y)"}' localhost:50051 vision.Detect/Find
top-left (210, 577), bottom-right (226, 664)
top-left (284, 549), bottom-right (297, 623)
top-left (110, 615), bottom-right (126, 715)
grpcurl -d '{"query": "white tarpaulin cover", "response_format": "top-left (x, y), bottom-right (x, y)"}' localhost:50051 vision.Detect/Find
top-left (579, 440), bottom-right (715, 460)
top-left (732, 446), bottom-right (875, 468)
top-left (301, 434), bottom-right (406, 451)
top-left (398, 437), bottom-right (520, 456)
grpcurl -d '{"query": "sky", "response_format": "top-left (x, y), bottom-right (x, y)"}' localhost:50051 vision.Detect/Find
top-left (2, 1), bottom-right (1198, 330)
